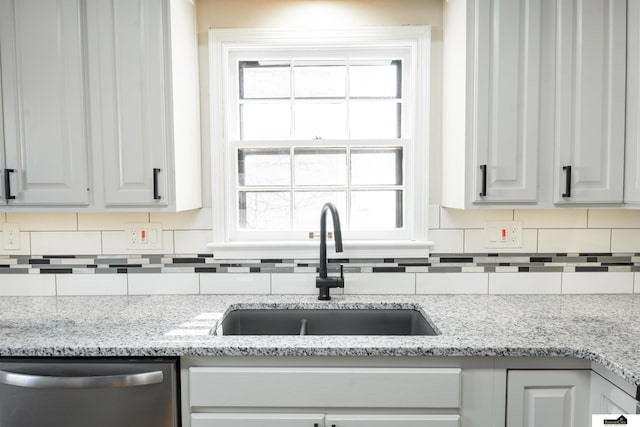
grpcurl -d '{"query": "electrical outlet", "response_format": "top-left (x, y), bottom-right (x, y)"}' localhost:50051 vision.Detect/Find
top-left (484, 221), bottom-right (522, 249)
top-left (3, 223), bottom-right (20, 250)
top-left (125, 223), bottom-right (163, 250)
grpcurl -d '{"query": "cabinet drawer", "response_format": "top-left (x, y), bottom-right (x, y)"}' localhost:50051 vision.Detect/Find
top-left (189, 367), bottom-right (461, 409)
top-left (191, 413), bottom-right (324, 427)
top-left (325, 414), bottom-right (460, 426)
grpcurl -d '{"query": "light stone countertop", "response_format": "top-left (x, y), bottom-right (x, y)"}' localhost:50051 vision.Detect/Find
top-left (0, 294), bottom-right (638, 387)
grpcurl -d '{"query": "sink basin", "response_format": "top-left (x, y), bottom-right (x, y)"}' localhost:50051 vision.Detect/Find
top-left (216, 309), bottom-right (438, 336)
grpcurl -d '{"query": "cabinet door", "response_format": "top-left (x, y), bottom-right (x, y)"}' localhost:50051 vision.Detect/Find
top-left (473, 0), bottom-right (542, 203)
top-left (0, 57), bottom-right (6, 205)
top-left (506, 370), bottom-right (590, 427)
top-left (191, 414), bottom-right (325, 427)
top-left (87, 0), bottom-right (169, 207)
top-left (553, 0), bottom-right (626, 204)
top-left (325, 414), bottom-right (460, 427)
top-left (624, 0), bottom-right (640, 203)
top-left (590, 372), bottom-right (638, 415)
top-left (0, 0), bottom-right (90, 206)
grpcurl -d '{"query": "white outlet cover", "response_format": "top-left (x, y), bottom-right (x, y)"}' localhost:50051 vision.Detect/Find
top-left (2, 223), bottom-right (20, 250)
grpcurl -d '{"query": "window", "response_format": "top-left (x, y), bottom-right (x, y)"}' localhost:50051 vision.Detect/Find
top-left (209, 28), bottom-right (430, 257)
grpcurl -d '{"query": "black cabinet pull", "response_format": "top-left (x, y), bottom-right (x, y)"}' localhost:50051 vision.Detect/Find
top-left (479, 164), bottom-right (487, 197)
top-left (313, 424), bottom-right (318, 427)
top-left (4, 169), bottom-right (15, 200)
top-left (562, 165), bottom-right (571, 198)
top-left (153, 168), bottom-right (161, 200)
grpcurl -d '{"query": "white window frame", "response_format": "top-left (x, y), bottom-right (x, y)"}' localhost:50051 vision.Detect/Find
top-left (208, 27), bottom-right (432, 259)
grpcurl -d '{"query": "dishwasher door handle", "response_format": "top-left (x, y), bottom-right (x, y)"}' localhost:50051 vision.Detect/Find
top-left (0, 370), bottom-right (164, 389)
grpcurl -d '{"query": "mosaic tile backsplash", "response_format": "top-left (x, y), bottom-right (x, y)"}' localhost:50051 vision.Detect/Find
top-left (1, 253), bottom-right (639, 274)
top-left (0, 253), bottom-right (637, 296)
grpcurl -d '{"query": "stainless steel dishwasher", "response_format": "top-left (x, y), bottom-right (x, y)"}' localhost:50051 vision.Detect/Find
top-left (0, 358), bottom-right (178, 427)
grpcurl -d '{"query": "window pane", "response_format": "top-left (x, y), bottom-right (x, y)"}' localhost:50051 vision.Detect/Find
top-left (294, 148), bottom-right (347, 186)
top-left (351, 190), bottom-right (403, 229)
top-left (240, 61), bottom-right (291, 99)
top-left (351, 148), bottom-right (402, 185)
top-left (294, 61), bottom-right (346, 98)
top-left (238, 148), bottom-right (290, 186)
top-left (239, 191), bottom-right (290, 230)
top-left (241, 103), bottom-right (290, 140)
top-left (294, 191), bottom-right (347, 230)
top-left (349, 60), bottom-right (400, 98)
top-left (294, 103), bottom-right (347, 139)
top-left (350, 102), bottom-right (400, 139)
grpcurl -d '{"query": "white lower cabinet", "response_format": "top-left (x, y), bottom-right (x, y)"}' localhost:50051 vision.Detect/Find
top-left (184, 358), bottom-right (639, 427)
top-left (590, 371), bottom-right (638, 415)
top-left (183, 359), bottom-right (487, 427)
top-left (506, 370), bottom-right (591, 427)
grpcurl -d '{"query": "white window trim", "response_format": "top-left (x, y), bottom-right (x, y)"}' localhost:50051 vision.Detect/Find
top-left (208, 27), bottom-right (433, 259)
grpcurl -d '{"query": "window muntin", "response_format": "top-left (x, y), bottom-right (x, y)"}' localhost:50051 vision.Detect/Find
top-left (225, 46), bottom-right (416, 242)
top-left (236, 59), bottom-right (402, 141)
top-left (232, 141), bottom-right (406, 238)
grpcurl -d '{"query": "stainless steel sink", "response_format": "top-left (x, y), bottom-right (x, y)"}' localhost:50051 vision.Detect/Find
top-left (215, 309), bottom-right (438, 336)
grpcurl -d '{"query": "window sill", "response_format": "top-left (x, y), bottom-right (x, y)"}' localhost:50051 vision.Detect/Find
top-left (206, 240), bottom-right (434, 260)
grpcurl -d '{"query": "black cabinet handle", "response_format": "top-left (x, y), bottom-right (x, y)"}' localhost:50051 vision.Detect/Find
top-left (153, 168), bottom-right (161, 200)
top-left (4, 169), bottom-right (15, 200)
top-left (479, 164), bottom-right (487, 197)
top-left (562, 165), bottom-right (571, 198)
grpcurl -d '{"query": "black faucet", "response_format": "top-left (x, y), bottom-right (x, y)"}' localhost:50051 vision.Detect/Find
top-left (316, 202), bottom-right (344, 301)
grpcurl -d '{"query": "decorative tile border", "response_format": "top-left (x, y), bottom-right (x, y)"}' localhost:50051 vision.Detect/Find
top-left (0, 253), bottom-right (638, 274)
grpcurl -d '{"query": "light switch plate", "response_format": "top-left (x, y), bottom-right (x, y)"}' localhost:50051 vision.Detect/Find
top-left (484, 221), bottom-right (522, 248)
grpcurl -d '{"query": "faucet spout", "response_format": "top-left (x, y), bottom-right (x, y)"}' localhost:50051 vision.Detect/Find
top-left (317, 202), bottom-right (344, 300)
top-left (319, 202), bottom-right (343, 278)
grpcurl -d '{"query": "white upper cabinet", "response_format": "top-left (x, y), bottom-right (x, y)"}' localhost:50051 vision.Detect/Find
top-left (0, 49), bottom-right (5, 205)
top-left (443, 0), bottom-right (548, 208)
top-left (0, 0), bottom-right (90, 206)
top-left (472, 0), bottom-right (544, 205)
top-left (553, 0), bottom-right (626, 205)
top-left (624, 0), bottom-right (640, 205)
top-left (0, 0), bottom-right (200, 211)
top-left (443, 0), bottom-right (627, 209)
top-left (86, 0), bottom-right (201, 210)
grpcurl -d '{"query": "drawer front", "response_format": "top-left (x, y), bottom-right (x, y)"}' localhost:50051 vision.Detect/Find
top-left (191, 413), bottom-right (324, 427)
top-left (325, 414), bottom-right (460, 427)
top-left (189, 367), bottom-right (461, 409)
